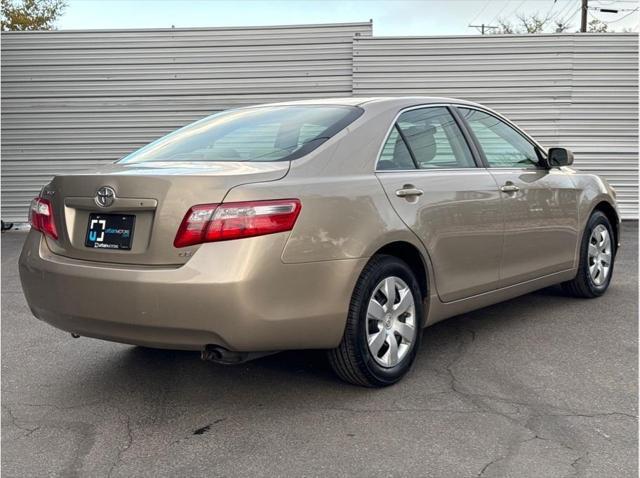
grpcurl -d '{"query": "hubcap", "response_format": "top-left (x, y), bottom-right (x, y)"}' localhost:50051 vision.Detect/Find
top-left (366, 276), bottom-right (416, 368)
top-left (588, 224), bottom-right (612, 286)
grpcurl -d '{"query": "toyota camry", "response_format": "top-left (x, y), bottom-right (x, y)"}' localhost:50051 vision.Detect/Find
top-left (19, 97), bottom-right (620, 387)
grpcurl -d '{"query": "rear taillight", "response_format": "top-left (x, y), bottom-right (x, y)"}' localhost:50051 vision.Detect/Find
top-left (29, 197), bottom-right (58, 240)
top-left (174, 199), bottom-right (301, 248)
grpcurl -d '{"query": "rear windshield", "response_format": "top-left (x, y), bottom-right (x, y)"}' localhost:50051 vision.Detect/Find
top-left (119, 105), bottom-right (363, 164)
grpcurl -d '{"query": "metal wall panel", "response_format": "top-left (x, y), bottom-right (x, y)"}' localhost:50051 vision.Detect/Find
top-left (0, 22), bottom-right (372, 222)
top-left (2, 27), bottom-right (637, 221)
top-left (353, 33), bottom-right (639, 219)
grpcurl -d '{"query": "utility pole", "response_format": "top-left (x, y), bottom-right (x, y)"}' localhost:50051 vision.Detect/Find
top-left (580, 0), bottom-right (588, 32)
top-left (468, 23), bottom-right (498, 35)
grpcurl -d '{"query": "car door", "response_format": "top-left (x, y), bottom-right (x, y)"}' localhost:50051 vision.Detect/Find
top-left (376, 105), bottom-right (503, 302)
top-left (456, 106), bottom-right (580, 287)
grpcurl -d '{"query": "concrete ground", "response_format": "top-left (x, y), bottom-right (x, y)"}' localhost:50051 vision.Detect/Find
top-left (2, 224), bottom-right (637, 478)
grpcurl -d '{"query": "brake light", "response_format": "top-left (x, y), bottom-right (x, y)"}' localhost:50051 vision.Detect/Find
top-left (174, 199), bottom-right (301, 248)
top-left (29, 197), bottom-right (58, 240)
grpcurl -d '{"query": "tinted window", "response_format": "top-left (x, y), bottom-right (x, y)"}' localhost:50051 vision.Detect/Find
top-left (298, 123), bottom-right (330, 147)
top-left (397, 107), bottom-right (475, 169)
top-left (377, 126), bottom-right (415, 170)
top-left (377, 106), bottom-right (475, 170)
top-left (458, 108), bottom-right (540, 168)
top-left (119, 106), bottom-right (362, 163)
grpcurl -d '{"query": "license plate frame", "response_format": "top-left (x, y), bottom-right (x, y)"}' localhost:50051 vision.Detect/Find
top-left (85, 213), bottom-right (135, 250)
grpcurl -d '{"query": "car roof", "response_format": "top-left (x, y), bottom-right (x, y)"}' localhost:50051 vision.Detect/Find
top-left (259, 96), bottom-right (483, 109)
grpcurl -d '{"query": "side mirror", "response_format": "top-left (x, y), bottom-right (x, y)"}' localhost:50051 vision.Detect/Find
top-left (546, 147), bottom-right (574, 168)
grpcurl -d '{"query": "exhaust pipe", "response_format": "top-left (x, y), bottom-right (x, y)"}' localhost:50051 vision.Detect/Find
top-left (201, 347), bottom-right (224, 362)
top-left (200, 345), bottom-right (276, 365)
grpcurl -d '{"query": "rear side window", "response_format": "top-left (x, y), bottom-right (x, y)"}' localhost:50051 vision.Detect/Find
top-left (378, 126), bottom-right (416, 170)
top-left (119, 105), bottom-right (363, 163)
top-left (377, 106), bottom-right (475, 170)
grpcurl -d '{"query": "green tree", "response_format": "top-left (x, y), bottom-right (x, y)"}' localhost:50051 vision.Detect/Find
top-left (1, 0), bottom-right (66, 31)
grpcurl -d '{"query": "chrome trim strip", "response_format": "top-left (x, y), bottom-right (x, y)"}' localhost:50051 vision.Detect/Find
top-left (375, 168), bottom-right (489, 173)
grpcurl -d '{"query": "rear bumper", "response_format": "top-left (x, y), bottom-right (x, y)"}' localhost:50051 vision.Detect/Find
top-left (19, 231), bottom-right (365, 351)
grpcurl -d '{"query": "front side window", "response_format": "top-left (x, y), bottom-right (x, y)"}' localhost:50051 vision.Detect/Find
top-left (377, 106), bottom-right (475, 170)
top-left (457, 108), bottom-right (540, 168)
top-left (119, 105), bottom-right (362, 163)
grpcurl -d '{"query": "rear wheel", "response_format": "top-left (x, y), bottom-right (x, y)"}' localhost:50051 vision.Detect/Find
top-left (328, 255), bottom-right (423, 387)
top-left (562, 211), bottom-right (615, 298)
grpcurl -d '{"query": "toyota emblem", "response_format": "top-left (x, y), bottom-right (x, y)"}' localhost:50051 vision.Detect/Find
top-left (95, 186), bottom-right (116, 208)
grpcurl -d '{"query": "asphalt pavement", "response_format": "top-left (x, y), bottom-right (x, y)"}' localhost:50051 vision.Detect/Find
top-left (2, 223), bottom-right (638, 477)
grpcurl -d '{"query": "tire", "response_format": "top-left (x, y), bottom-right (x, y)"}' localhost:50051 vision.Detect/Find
top-left (562, 210), bottom-right (616, 298)
top-left (328, 254), bottom-right (424, 387)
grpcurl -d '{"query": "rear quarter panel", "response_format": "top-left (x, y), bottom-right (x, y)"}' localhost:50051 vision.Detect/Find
top-left (222, 103), bottom-right (427, 264)
top-left (222, 164), bottom-right (425, 264)
top-left (220, 104), bottom-right (438, 334)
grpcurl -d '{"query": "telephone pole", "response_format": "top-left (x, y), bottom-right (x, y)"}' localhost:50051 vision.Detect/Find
top-left (580, 0), bottom-right (588, 32)
top-left (468, 23), bottom-right (498, 35)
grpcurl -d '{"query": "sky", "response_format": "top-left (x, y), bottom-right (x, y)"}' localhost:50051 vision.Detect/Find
top-left (56, 0), bottom-right (639, 35)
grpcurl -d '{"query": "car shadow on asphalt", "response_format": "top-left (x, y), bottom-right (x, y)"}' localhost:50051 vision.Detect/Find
top-left (105, 284), bottom-right (570, 392)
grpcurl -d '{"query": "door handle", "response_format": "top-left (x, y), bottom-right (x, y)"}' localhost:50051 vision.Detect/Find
top-left (500, 183), bottom-right (520, 193)
top-left (395, 187), bottom-right (424, 198)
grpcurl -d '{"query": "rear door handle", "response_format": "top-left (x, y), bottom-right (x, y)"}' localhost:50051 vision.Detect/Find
top-left (500, 184), bottom-right (520, 193)
top-left (395, 187), bottom-right (424, 198)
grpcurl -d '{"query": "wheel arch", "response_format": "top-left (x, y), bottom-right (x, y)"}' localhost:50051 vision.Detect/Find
top-left (591, 200), bottom-right (620, 253)
top-left (372, 241), bottom-right (430, 302)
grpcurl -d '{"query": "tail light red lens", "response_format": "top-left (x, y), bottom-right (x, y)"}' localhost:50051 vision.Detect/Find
top-left (29, 197), bottom-right (58, 240)
top-left (174, 199), bottom-right (301, 248)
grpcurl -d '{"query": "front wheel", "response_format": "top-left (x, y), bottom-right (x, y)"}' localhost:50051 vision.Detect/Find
top-left (328, 255), bottom-right (423, 387)
top-left (562, 210), bottom-right (616, 298)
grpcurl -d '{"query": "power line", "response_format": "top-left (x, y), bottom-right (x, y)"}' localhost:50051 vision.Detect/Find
top-left (552, 0), bottom-right (573, 22)
top-left (559, 4), bottom-right (582, 26)
top-left (469, 0), bottom-right (494, 25)
top-left (509, 0), bottom-right (529, 17)
top-left (596, 7), bottom-right (639, 23)
top-left (550, 0), bottom-right (577, 25)
top-left (489, 0), bottom-right (521, 24)
top-left (468, 23), bottom-right (500, 34)
top-left (590, 6), bottom-right (640, 12)
top-left (468, 0), bottom-right (519, 34)
top-left (552, 5), bottom-right (576, 30)
top-left (544, 0), bottom-right (561, 20)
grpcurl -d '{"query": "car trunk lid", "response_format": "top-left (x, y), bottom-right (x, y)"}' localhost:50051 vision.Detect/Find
top-left (42, 161), bottom-right (290, 265)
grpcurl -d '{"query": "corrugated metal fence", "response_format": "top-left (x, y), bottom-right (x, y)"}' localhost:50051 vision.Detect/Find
top-left (352, 33), bottom-right (639, 218)
top-left (1, 26), bottom-right (638, 221)
top-left (0, 22), bottom-right (372, 222)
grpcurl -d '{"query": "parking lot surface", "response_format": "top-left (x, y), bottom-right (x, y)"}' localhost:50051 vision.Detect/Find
top-left (2, 224), bottom-right (637, 477)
